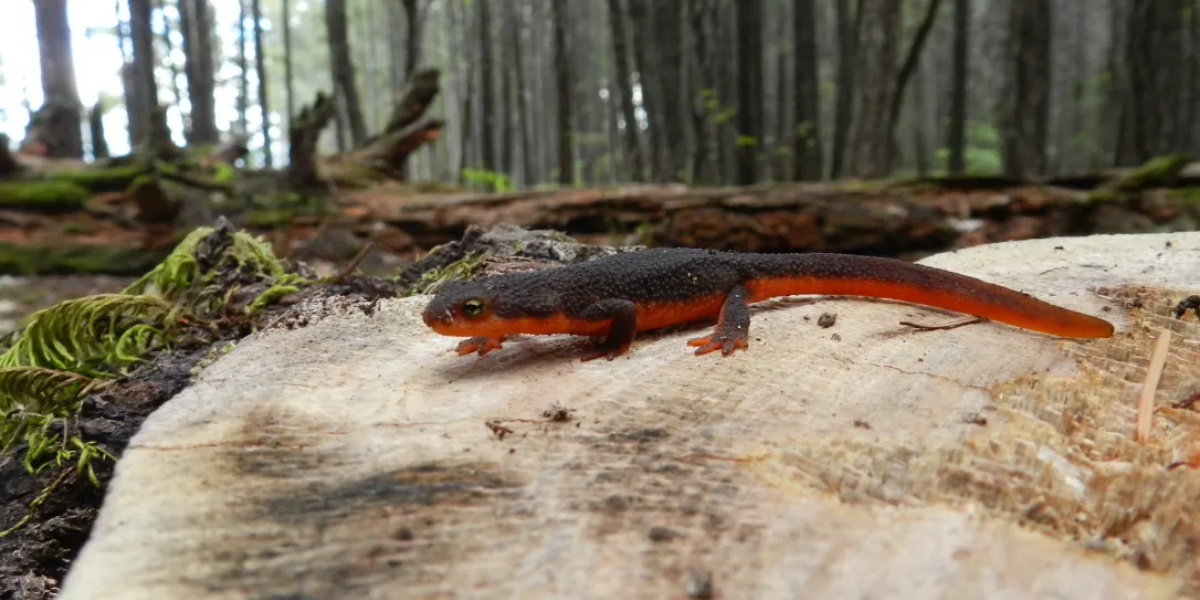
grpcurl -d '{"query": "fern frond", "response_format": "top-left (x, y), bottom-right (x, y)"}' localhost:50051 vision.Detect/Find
top-left (0, 294), bottom-right (178, 375)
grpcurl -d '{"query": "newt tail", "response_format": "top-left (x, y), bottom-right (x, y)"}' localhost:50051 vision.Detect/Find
top-left (422, 248), bottom-right (1114, 361)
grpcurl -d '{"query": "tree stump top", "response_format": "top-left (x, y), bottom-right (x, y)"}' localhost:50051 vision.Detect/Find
top-left (61, 232), bottom-right (1199, 599)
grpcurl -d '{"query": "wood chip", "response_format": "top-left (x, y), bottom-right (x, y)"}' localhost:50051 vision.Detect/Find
top-left (1135, 329), bottom-right (1172, 443)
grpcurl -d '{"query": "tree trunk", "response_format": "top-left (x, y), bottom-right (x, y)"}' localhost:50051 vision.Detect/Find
top-left (947, 0), bottom-right (968, 174)
top-left (886, 0), bottom-right (942, 169)
top-left (846, 0), bottom-right (899, 179)
top-left (32, 0), bottom-right (83, 158)
top-left (179, 0), bottom-right (219, 145)
top-left (1001, 0), bottom-right (1051, 178)
top-left (551, 0), bottom-right (572, 186)
top-left (688, 0), bottom-right (717, 184)
top-left (88, 101), bottom-right (110, 159)
top-left (402, 0), bottom-right (421, 82)
top-left (252, 0), bottom-right (271, 166)
top-left (830, 0), bottom-right (859, 179)
top-left (478, 0), bottom-right (496, 172)
top-left (734, 0), bottom-right (763, 185)
top-left (509, 4), bottom-right (534, 187)
top-left (792, 0), bottom-right (821, 181)
top-left (1125, 0), bottom-right (1186, 162)
top-left (236, 0), bottom-right (249, 135)
top-left (608, 0), bottom-right (645, 183)
top-left (326, 0), bottom-right (367, 146)
top-left (128, 0), bottom-right (159, 149)
top-left (282, 0), bottom-right (294, 134)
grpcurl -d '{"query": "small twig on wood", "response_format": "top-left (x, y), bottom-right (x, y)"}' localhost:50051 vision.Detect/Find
top-left (325, 242), bottom-right (375, 285)
top-left (898, 317), bottom-right (987, 332)
top-left (1135, 329), bottom-right (1172, 443)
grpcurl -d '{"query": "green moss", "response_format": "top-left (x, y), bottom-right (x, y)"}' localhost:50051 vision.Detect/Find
top-left (401, 252), bottom-right (486, 296)
top-left (123, 225), bottom-right (285, 301)
top-left (244, 207), bottom-right (298, 227)
top-left (246, 283), bottom-right (299, 315)
top-left (47, 165), bottom-right (143, 193)
top-left (1169, 188), bottom-right (1200, 204)
top-left (1116, 154), bottom-right (1194, 191)
top-left (0, 181), bottom-right (89, 211)
top-left (0, 241), bottom-right (170, 276)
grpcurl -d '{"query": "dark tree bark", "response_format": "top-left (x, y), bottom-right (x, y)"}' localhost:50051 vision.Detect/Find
top-left (88, 101), bottom-right (110, 159)
top-left (478, 0), bottom-right (496, 172)
top-left (282, 0), bottom-right (294, 129)
top-left (608, 0), bottom-right (645, 182)
top-left (627, 1), bottom-right (669, 182)
top-left (947, 0), bottom-right (968, 174)
top-left (326, 0), bottom-right (367, 146)
top-left (508, 3), bottom-right (534, 186)
top-left (1125, 0), bottom-right (1186, 162)
top-left (128, 0), bottom-right (159, 148)
top-left (846, 0), bottom-right (899, 178)
top-left (688, 0), bottom-right (717, 184)
top-left (887, 0), bottom-right (942, 150)
top-left (1001, 0), bottom-right (1051, 178)
top-left (551, 0), bottom-right (572, 186)
top-left (792, 0), bottom-right (821, 180)
top-left (252, 0), bottom-right (271, 166)
top-left (734, 0), bottom-right (763, 185)
top-left (32, 0), bottom-right (83, 158)
top-left (402, 0), bottom-right (421, 81)
top-left (180, 0), bottom-right (219, 145)
top-left (830, 0), bottom-right (859, 179)
top-left (155, 0), bottom-right (185, 111)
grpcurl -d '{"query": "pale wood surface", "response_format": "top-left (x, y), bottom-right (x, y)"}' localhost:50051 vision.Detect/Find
top-left (60, 233), bottom-right (1200, 600)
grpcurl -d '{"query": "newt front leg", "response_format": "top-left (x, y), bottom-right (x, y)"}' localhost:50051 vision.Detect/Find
top-left (687, 284), bottom-right (751, 356)
top-left (456, 336), bottom-right (506, 356)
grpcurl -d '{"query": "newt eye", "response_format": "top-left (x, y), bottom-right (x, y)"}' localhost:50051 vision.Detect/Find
top-left (462, 299), bottom-right (486, 317)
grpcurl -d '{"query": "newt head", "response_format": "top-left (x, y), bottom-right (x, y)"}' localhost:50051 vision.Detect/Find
top-left (421, 279), bottom-right (501, 337)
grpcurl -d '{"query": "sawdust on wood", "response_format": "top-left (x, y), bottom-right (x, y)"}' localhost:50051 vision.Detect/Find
top-left (753, 283), bottom-right (1200, 594)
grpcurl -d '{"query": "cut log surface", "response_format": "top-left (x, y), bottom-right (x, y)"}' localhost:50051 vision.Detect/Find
top-left (61, 233), bottom-right (1200, 600)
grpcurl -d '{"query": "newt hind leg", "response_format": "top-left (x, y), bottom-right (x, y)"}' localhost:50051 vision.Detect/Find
top-left (578, 299), bottom-right (638, 361)
top-left (688, 285), bottom-right (751, 357)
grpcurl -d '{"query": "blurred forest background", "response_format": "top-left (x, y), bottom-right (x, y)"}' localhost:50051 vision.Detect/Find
top-left (10, 0), bottom-right (1200, 190)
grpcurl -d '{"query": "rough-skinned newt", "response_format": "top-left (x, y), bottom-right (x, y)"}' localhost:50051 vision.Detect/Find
top-left (421, 248), bottom-right (1115, 361)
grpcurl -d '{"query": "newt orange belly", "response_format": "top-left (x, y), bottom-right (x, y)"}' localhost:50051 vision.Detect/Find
top-left (422, 247), bottom-right (1115, 361)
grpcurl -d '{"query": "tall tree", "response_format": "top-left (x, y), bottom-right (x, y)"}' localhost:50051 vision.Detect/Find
top-left (845, 0), bottom-right (899, 178)
top-left (179, 0), bottom-right (219, 145)
top-left (608, 0), bottom-right (644, 182)
top-left (32, 0), bottom-right (84, 158)
top-left (734, 0), bottom-right (763, 185)
top-left (478, 0), bottom-right (496, 172)
top-left (1000, 0), bottom-right (1051, 178)
top-left (402, 0), bottom-right (421, 82)
top-left (1124, 0), bottom-right (1186, 162)
top-left (236, 0), bottom-right (249, 135)
top-left (326, 0), bottom-right (367, 146)
top-left (282, 0), bottom-right (294, 128)
top-left (830, 0), bottom-right (859, 179)
top-left (508, 1), bottom-right (534, 186)
top-left (688, 0), bottom-right (717, 183)
top-left (127, 0), bottom-right (159, 148)
top-left (792, 0), bottom-right (821, 180)
top-left (252, 0), bottom-right (271, 166)
top-left (551, 0), bottom-right (572, 185)
top-left (947, 0), bottom-right (969, 174)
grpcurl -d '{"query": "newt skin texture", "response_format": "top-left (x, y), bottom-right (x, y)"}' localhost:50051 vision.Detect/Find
top-left (421, 248), bottom-right (1116, 361)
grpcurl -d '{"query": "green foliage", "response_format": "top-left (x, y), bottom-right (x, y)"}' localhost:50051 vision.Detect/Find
top-left (462, 168), bottom-right (513, 192)
top-left (1116, 154), bottom-right (1194, 191)
top-left (932, 122), bottom-right (1002, 175)
top-left (735, 136), bottom-right (759, 148)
